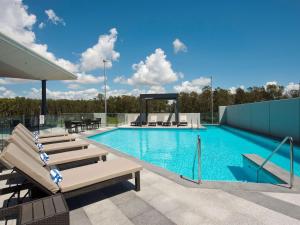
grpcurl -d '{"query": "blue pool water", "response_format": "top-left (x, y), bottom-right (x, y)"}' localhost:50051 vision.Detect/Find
top-left (89, 126), bottom-right (300, 182)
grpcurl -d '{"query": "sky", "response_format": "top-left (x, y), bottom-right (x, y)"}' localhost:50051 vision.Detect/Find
top-left (0, 0), bottom-right (299, 99)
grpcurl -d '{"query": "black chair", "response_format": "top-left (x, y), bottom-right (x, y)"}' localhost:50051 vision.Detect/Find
top-left (64, 120), bottom-right (75, 133)
top-left (95, 118), bottom-right (101, 128)
top-left (84, 119), bottom-right (93, 130)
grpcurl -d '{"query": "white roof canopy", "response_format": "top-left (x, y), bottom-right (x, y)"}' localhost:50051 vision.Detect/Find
top-left (0, 32), bottom-right (77, 80)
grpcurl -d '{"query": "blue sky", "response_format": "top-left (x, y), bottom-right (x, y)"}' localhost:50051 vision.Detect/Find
top-left (0, 0), bottom-right (299, 99)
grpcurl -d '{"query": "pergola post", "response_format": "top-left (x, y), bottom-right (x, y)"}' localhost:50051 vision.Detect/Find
top-left (145, 100), bottom-right (148, 124)
top-left (175, 97), bottom-right (179, 125)
top-left (139, 97), bottom-right (143, 126)
top-left (41, 80), bottom-right (47, 115)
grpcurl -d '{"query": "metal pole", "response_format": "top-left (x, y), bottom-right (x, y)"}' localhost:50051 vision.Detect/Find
top-left (211, 76), bottom-right (213, 124)
top-left (103, 60), bottom-right (107, 126)
top-left (197, 135), bottom-right (201, 183)
top-left (41, 80), bottom-right (47, 115)
top-left (290, 137), bottom-right (294, 188)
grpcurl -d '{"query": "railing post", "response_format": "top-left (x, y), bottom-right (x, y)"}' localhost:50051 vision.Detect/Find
top-left (197, 135), bottom-right (201, 183)
top-left (290, 137), bottom-right (294, 188)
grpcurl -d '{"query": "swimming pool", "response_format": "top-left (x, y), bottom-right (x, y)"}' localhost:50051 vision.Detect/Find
top-left (89, 126), bottom-right (300, 183)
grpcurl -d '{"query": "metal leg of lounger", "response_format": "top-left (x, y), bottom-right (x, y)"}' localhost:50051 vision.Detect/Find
top-left (101, 155), bottom-right (107, 161)
top-left (135, 171), bottom-right (140, 191)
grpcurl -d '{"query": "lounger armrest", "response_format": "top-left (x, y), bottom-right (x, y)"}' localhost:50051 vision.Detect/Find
top-left (0, 205), bottom-right (19, 220)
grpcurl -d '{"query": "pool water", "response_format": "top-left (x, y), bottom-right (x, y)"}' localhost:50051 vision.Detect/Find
top-left (89, 126), bottom-right (300, 183)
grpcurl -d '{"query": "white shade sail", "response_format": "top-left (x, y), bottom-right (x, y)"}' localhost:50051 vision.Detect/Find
top-left (0, 32), bottom-right (77, 80)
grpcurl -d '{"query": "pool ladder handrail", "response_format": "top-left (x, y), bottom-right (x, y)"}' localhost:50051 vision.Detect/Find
top-left (256, 136), bottom-right (294, 188)
top-left (180, 135), bottom-right (202, 184)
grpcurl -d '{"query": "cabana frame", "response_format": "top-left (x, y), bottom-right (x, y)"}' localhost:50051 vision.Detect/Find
top-left (139, 93), bottom-right (179, 126)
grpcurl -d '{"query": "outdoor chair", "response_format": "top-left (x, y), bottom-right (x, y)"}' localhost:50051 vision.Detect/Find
top-left (148, 115), bottom-right (157, 126)
top-left (94, 118), bottom-right (101, 128)
top-left (10, 129), bottom-right (89, 154)
top-left (0, 143), bottom-right (142, 200)
top-left (162, 115), bottom-right (171, 126)
top-left (178, 114), bottom-right (188, 126)
top-left (17, 124), bottom-right (69, 139)
top-left (130, 115), bottom-right (141, 126)
top-left (64, 120), bottom-right (75, 133)
top-left (13, 125), bottom-right (76, 145)
top-left (9, 133), bottom-right (108, 170)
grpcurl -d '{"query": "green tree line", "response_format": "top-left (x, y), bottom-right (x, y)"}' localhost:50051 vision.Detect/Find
top-left (0, 84), bottom-right (298, 116)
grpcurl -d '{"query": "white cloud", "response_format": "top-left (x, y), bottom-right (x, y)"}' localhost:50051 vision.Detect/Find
top-left (80, 28), bottom-right (120, 72)
top-left (264, 81), bottom-right (278, 89)
top-left (64, 73), bottom-right (104, 84)
top-left (285, 82), bottom-right (299, 95)
top-left (113, 76), bottom-right (127, 84)
top-left (0, 78), bottom-right (36, 85)
top-left (0, 0), bottom-right (36, 46)
top-left (0, 0), bottom-right (121, 89)
top-left (147, 85), bottom-right (166, 94)
top-left (0, 86), bottom-right (16, 98)
top-left (67, 84), bottom-right (80, 89)
top-left (0, 0), bottom-right (77, 74)
top-left (174, 77), bottom-right (211, 93)
top-left (229, 85), bottom-right (245, 94)
top-left (45, 9), bottom-right (65, 26)
top-left (116, 49), bottom-right (178, 87)
top-left (173, 38), bottom-right (187, 54)
top-left (38, 22), bottom-right (45, 29)
top-left (27, 88), bottom-right (99, 100)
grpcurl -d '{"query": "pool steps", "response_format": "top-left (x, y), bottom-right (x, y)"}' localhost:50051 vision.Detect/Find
top-left (243, 154), bottom-right (299, 187)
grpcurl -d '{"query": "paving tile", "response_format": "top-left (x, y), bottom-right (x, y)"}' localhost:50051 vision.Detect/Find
top-left (84, 199), bottom-right (133, 225)
top-left (117, 197), bottom-right (152, 219)
top-left (135, 185), bottom-right (161, 202)
top-left (165, 207), bottom-right (209, 225)
top-left (110, 190), bottom-right (137, 205)
top-left (131, 209), bottom-right (176, 225)
top-left (148, 194), bottom-right (180, 215)
top-left (70, 208), bottom-right (92, 225)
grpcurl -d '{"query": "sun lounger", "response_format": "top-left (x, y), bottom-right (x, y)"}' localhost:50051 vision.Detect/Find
top-left (148, 115), bottom-right (157, 126)
top-left (162, 115), bottom-right (171, 126)
top-left (179, 114), bottom-right (188, 126)
top-left (8, 134), bottom-right (108, 169)
top-left (0, 143), bottom-right (142, 198)
top-left (130, 115), bottom-right (141, 126)
top-left (10, 130), bottom-right (89, 154)
top-left (16, 123), bottom-right (69, 138)
top-left (14, 124), bottom-right (75, 144)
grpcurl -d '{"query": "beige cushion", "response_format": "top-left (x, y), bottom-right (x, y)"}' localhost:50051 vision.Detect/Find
top-left (39, 132), bottom-right (68, 138)
top-left (9, 134), bottom-right (44, 165)
top-left (10, 133), bottom-right (107, 167)
top-left (43, 140), bottom-right (89, 153)
top-left (15, 123), bottom-right (69, 138)
top-left (59, 158), bottom-right (142, 192)
top-left (12, 129), bottom-right (39, 152)
top-left (39, 135), bottom-right (75, 144)
top-left (12, 129), bottom-right (89, 153)
top-left (48, 147), bottom-right (108, 166)
top-left (0, 143), bottom-right (59, 193)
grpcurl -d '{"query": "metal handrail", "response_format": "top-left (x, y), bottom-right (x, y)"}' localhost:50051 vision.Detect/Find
top-left (180, 135), bottom-right (202, 184)
top-left (256, 136), bottom-right (294, 188)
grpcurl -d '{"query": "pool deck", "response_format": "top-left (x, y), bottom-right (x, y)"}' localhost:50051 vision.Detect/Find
top-left (2, 127), bottom-right (300, 224)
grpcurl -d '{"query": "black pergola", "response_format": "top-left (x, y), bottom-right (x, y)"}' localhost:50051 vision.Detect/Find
top-left (139, 93), bottom-right (179, 125)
